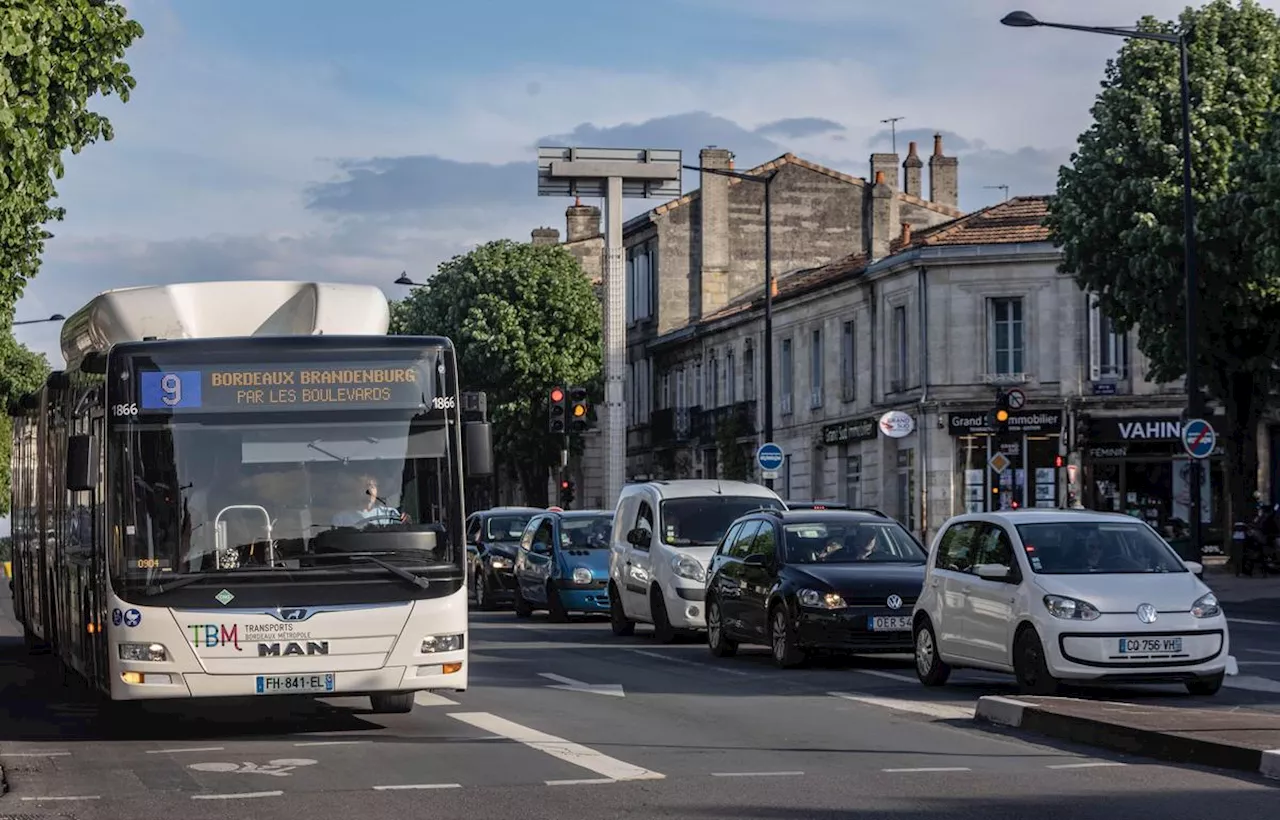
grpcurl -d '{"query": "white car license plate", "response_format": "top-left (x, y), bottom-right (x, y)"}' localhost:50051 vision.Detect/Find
top-left (1117, 637), bottom-right (1183, 654)
top-left (255, 673), bottom-right (336, 694)
top-left (868, 615), bottom-right (911, 631)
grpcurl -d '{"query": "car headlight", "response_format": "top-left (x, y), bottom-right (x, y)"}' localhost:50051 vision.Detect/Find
top-left (797, 588), bottom-right (846, 609)
top-left (489, 557), bottom-right (511, 570)
top-left (572, 566), bottom-right (593, 585)
top-left (1043, 594), bottom-right (1100, 620)
top-left (421, 634), bottom-right (465, 653)
top-left (671, 554), bottom-right (705, 582)
top-left (1191, 592), bottom-right (1221, 619)
top-left (118, 642), bottom-right (168, 662)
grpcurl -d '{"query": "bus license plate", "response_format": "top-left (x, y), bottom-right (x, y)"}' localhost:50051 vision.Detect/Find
top-left (255, 673), bottom-right (336, 694)
top-left (868, 615), bottom-right (911, 631)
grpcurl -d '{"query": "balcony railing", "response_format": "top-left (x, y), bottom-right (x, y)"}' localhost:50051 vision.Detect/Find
top-left (650, 406), bottom-right (701, 447)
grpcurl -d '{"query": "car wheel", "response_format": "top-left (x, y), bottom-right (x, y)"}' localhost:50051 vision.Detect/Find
top-left (1013, 627), bottom-right (1059, 695)
top-left (650, 586), bottom-right (677, 644)
top-left (474, 573), bottom-right (495, 612)
top-left (706, 598), bottom-right (737, 657)
top-left (769, 605), bottom-right (806, 669)
top-left (913, 617), bottom-right (951, 686)
top-left (513, 584), bottom-right (533, 618)
top-left (1185, 671), bottom-right (1224, 696)
top-left (546, 581), bottom-right (569, 623)
top-left (609, 583), bottom-right (635, 636)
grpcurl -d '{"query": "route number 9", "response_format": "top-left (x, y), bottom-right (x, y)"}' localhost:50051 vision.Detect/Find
top-left (160, 373), bottom-right (183, 406)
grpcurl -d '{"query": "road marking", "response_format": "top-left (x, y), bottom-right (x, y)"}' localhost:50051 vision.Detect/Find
top-left (373, 783), bottom-right (462, 790)
top-left (711, 771), bottom-right (804, 777)
top-left (882, 767), bottom-right (971, 773)
top-left (1229, 617), bottom-right (1280, 627)
top-left (539, 672), bottom-right (626, 697)
top-left (414, 692), bottom-right (459, 706)
top-left (20, 795), bottom-right (100, 801)
top-left (294, 740), bottom-right (372, 747)
top-left (0, 751), bottom-right (70, 757)
top-left (830, 691), bottom-right (975, 720)
top-left (147, 746), bottom-right (225, 754)
top-left (1238, 661), bottom-right (1280, 666)
top-left (192, 791), bottom-right (284, 800)
top-left (1046, 761), bottom-right (1127, 769)
top-left (627, 648), bottom-right (760, 678)
top-left (546, 778), bottom-right (617, 786)
top-left (854, 669), bottom-right (917, 684)
top-left (1224, 675), bottom-right (1280, 694)
top-left (449, 712), bottom-right (664, 782)
top-left (1246, 648), bottom-right (1280, 656)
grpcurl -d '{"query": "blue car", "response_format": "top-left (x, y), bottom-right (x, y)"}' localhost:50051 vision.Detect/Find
top-left (513, 509), bottom-right (614, 622)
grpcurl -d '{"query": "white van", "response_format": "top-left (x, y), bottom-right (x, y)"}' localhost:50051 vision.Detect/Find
top-left (608, 480), bottom-right (784, 642)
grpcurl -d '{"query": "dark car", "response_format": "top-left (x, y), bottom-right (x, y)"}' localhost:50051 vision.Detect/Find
top-left (704, 509), bottom-right (927, 668)
top-left (513, 509), bottom-right (615, 621)
top-left (466, 506), bottom-right (542, 610)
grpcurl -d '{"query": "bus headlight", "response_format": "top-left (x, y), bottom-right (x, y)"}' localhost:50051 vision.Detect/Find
top-left (118, 642), bottom-right (168, 662)
top-left (421, 634), bottom-right (465, 653)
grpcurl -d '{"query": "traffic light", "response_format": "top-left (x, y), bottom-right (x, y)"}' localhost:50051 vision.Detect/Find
top-left (548, 385), bottom-right (567, 433)
top-left (568, 386), bottom-right (590, 433)
top-left (559, 478), bottom-right (575, 508)
top-left (990, 389), bottom-right (1011, 434)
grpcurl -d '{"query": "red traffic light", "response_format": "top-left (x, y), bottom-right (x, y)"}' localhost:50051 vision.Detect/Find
top-left (561, 480), bottom-right (570, 489)
top-left (550, 387), bottom-right (565, 403)
top-left (1054, 455), bottom-right (1064, 468)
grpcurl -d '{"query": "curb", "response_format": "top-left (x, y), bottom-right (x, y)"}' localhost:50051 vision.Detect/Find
top-left (1, 761), bottom-right (7, 795)
top-left (975, 695), bottom-right (1280, 782)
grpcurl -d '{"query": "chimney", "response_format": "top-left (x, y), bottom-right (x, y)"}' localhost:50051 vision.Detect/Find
top-left (902, 141), bottom-right (923, 198)
top-left (697, 146), bottom-right (732, 318)
top-left (870, 170), bottom-right (899, 261)
top-left (531, 227), bottom-right (560, 246)
top-left (870, 153), bottom-right (899, 190)
top-left (565, 197), bottom-right (601, 243)
top-left (900, 221), bottom-right (912, 246)
top-left (928, 133), bottom-right (958, 208)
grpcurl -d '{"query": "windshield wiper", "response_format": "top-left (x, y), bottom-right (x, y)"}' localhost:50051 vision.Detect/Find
top-left (144, 573), bottom-right (211, 596)
top-left (306, 550), bottom-right (431, 590)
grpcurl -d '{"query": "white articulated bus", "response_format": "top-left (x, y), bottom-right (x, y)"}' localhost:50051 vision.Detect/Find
top-left (8, 281), bottom-right (492, 713)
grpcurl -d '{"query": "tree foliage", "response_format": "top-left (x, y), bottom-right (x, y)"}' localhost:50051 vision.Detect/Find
top-left (0, 0), bottom-right (144, 315)
top-left (1045, 0), bottom-right (1280, 526)
top-left (0, 333), bottom-right (50, 517)
top-left (391, 240), bottom-right (603, 504)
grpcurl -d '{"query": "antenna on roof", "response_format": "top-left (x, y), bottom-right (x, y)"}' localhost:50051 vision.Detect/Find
top-left (983, 184), bottom-right (1010, 202)
top-left (880, 116), bottom-right (904, 154)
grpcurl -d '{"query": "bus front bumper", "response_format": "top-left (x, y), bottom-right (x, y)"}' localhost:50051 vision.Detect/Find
top-left (109, 661), bottom-right (468, 700)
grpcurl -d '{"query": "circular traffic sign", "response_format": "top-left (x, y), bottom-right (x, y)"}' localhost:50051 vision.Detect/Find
top-left (756, 442), bottom-right (784, 471)
top-left (1006, 388), bottom-right (1026, 410)
top-left (1182, 418), bottom-right (1216, 460)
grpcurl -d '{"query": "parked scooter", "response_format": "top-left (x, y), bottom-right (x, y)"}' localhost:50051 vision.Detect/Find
top-left (1233, 504), bottom-right (1280, 577)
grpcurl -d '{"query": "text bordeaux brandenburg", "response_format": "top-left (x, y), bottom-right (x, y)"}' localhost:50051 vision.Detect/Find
top-left (209, 367), bottom-right (419, 406)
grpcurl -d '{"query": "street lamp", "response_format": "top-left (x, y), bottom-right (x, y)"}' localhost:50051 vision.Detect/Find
top-left (1002, 10), bottom-right (1203, 560)
top-left (13, 314), bottom-right (64, 326)
top-left (394, 272), bottom-right (418, 287)
top-left (681, 163), bottom-right (780, 486)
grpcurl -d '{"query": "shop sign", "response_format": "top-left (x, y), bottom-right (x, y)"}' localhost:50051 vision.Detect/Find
top-left (1087, 414), bottom-right (1227, 442)
top-left (948, 409), bottom-right (1063, 436)
top-left (879, 410), bottom-right (915, 439)
top-left (822, 416), bottom-right (879, 446)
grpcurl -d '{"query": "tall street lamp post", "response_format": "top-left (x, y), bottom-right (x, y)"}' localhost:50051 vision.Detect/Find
top-left (1002, 10), bottom-right (1203, 561)
top-left (13, 314), bottom-right (64, 326)
top-left (681, 163), bottom-right (780, 486)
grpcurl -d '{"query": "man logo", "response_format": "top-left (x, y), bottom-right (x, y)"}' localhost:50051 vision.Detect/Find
top-left (258, 641), bottom-right (330, 656)
top-left (280, 608), bottom-right (308, 621)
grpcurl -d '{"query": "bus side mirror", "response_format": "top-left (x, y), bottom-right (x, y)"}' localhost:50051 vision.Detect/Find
top-left (464, 421), bottom-right (494, 478)
top-left (65, 434), bottom-right (99, 492)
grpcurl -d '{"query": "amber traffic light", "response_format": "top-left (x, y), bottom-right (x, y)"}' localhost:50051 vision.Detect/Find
top-left (568, 386), bottom-right (590, 432)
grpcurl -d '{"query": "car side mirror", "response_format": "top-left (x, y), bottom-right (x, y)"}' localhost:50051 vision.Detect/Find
top-left (975, 563), bottom-right (1012, 581)
top-left (1183, 559), bottom-right (1203, 576)
top-left (627, 528), bottom-right (651, 548)
top-left (743, 553), bottom-right (768, 567)
top-left (532, 542), bottom-right (551, 555)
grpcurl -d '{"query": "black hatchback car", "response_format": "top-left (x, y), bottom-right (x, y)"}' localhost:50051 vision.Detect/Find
top-left (704, 509), bottom-right (927, 668)
top-left (466, 506), bottom-right (542, 610)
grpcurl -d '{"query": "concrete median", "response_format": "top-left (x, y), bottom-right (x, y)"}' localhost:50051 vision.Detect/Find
top-left (975, 694), bottom-right (1280, 781)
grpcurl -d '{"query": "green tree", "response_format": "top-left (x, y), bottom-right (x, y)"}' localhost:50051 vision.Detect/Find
top-left (0, 1), bottom-right (144, 315)
top-left (715, 414), bottom-right (753, 482)
top-left (1045, 0), bottom-right (1280, 531)
top-left (0, 333), bottom-right (50, 517)
top-left (392, 240), bottom-right (603, 504)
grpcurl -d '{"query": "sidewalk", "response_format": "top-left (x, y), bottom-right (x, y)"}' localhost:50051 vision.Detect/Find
top-left (976, 695), bottom-right (1280, 781)
top-left (1202, 557), bottom-right (1280, 620)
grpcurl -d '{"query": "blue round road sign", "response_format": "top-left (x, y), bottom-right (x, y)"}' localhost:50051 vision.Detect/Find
top-left (1182, 418), bottom-right (1216, 460)
top-left (756, 442), bottom-right (784, 471)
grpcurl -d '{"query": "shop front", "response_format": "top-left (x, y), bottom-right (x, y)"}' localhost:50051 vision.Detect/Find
top-left (1079, 412), bottom-right (1225, 548)
top-left (822, 415), bottom-right (881, 510)
top-left (948, 408), bottom-right (1064, 514)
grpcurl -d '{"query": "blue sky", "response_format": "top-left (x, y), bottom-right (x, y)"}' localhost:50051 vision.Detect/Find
top-left (12, 0), bottom-right (1248, 368)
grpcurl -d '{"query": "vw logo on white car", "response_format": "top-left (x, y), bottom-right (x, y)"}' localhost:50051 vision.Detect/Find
top-left (1136, 603), bottom-right (1158, 624)
top-left (886, 595), bottom-right (903, 610)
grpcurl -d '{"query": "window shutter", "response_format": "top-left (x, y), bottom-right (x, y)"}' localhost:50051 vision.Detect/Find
top-left (1088, 298), bottom-right (1101, 382)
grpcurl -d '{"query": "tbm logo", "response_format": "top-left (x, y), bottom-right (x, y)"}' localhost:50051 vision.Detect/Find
top-left (258, 641), bottom-right (330, 656)
top-left (189, 624), bottom-right (242, 651)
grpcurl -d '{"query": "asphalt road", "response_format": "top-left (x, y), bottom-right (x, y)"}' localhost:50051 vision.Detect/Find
top-left (1, 596), bottom-right (1276, 819)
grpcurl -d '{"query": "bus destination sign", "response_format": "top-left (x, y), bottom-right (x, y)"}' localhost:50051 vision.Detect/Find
top-left (136, 363), bottom-right (429, 412)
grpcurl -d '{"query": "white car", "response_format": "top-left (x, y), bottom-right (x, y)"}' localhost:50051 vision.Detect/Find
top-left (912, 509), bottom-right (1229, 696)
top-left (607, 479), bottom-right (785, 642)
